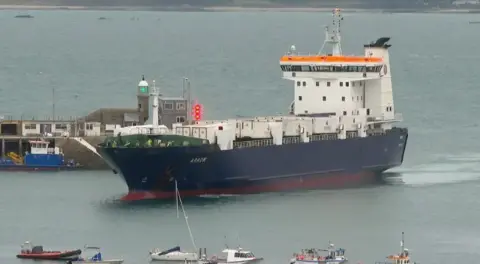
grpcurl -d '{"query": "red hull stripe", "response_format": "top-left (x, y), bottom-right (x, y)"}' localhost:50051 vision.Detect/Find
top-left (121, 171), bottom-right (377, 201)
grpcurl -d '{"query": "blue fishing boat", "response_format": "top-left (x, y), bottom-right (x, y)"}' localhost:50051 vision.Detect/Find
top-left (0, 139), bottom-right (81, 171)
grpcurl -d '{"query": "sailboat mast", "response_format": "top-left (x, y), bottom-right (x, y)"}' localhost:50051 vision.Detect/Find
top-left (175, 180), bottom-right (198, 253)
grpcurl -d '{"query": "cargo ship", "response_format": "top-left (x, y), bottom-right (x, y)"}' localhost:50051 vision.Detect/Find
top-left (96, 9), bottom-right (408, 201)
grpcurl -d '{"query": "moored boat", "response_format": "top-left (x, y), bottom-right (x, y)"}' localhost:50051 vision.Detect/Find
top-left (0, 139), bottom-right (81, 171)
top-left (150, 246), bottom-right (198, 261)
top-left (375, 232), bottom-right (416, 264)
top-left (70, 246), bottom-right (123, 264)
top-left (149, 180), bottom-right (199, 262)
top-left (198, 247), bottom-right (262, 264)
top-left (16, 241), bottom-right (81, 260)
top-left (290, 243), bottom-right (347, 264)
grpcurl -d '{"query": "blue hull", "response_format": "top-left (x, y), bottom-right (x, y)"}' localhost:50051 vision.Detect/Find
top-left (97, 127), bottom-right (408, 201)
top-left (0, 165), bottom-right (81, 171)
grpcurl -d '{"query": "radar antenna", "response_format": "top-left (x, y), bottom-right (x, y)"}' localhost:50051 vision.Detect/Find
top-left (319, 8), bottom-right (343, 56)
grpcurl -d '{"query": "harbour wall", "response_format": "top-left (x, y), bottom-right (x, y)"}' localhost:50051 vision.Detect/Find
top-left (55, 136), bottom-right (109, 170)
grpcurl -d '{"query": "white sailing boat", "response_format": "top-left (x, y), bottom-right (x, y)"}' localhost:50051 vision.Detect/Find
top-left (150, 181), bottom-right (199, 262)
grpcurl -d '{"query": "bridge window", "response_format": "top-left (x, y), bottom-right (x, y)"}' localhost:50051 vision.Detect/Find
top-left (234, 253), bottom-right (249, 258)
top-left (281, 64), bottom-right (382, 73)
top-left (301, 65), bottom-right (310, 71)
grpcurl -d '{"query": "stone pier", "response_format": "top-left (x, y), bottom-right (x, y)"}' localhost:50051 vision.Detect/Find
top-left (55, 136), bottom-right (109, 170)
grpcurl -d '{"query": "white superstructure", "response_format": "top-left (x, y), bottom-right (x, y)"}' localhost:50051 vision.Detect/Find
top-left (282, 8), bottom-right (397, 123)
top-left (116, 8), bottom-right (402, 150)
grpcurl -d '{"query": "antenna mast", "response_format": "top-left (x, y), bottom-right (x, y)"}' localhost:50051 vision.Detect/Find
top-left (319, 8), bottom-right (343, 56)
top-left (184, 78), bottom-right (191, 124)
top-left (52, 87), bottom-right (56, 123)
top-left (401, 232), bottom-right (405, 253)
top-left (151, 80), bottom-right (159, 128)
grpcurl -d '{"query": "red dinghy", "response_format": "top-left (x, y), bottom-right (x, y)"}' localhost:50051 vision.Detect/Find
top-left (16, 241), bottom-right (82, 260)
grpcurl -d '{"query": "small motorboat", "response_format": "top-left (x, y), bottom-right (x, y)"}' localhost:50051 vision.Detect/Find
top-left (16, 241), bottom-right (81, 260)
top-left (375, 232), bottom-right (417, 264)
top-left (290, 242), bottom-right (347, 264)
top-left (150, 246), bottom-right (198, 261)
top-left (198, 247), bottom-right (262, 264)
top-left (70, 246), bottom-right (123, 264)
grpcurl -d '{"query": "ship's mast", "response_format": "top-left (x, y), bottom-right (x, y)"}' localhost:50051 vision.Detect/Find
top-left (319, 8), bottom-right (343, 56)
top-left (151, 80), bottom-right (159, 128)
top-left (401, 231), bottom-right (405, 253)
